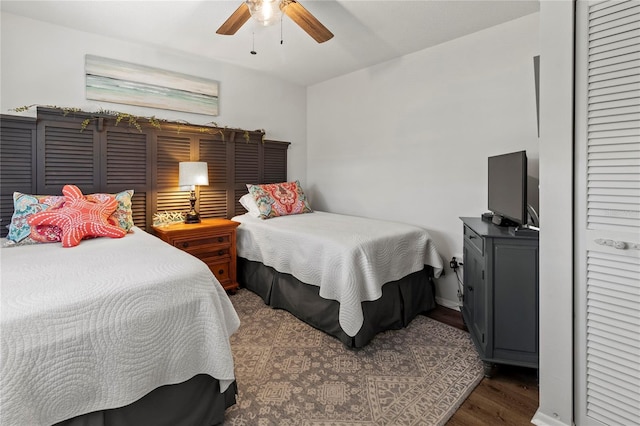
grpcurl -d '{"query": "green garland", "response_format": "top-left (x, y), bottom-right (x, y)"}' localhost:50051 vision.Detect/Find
top-left (9, 104), bottom-right (263, 143)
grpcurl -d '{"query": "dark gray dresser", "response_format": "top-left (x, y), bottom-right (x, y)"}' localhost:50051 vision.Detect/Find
top-left (459, 217), bottom-right (539, 377)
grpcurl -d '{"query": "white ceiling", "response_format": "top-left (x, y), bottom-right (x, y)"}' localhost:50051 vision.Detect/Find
top-left (1, 0), bottom-right (540, 86)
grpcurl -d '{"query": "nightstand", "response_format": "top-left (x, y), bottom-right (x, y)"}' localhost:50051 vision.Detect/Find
top-left (153, 218), bottom-right (240, 293)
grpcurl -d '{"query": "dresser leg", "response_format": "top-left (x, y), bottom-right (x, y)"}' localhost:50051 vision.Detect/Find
top-left (483, 361), bottom-right (494, 378)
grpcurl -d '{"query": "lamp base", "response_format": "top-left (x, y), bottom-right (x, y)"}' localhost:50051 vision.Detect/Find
top-left (184, 189), bottom-right (201, 224)
top-left (184, 212), bottom-right (201, 224)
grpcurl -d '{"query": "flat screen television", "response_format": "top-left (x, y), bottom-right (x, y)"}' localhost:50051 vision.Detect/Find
top-left (488, 150), bottom-right (528, 226)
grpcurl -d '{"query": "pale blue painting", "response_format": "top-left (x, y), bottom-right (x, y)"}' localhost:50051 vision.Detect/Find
top-left (85, 55), bottom-right (219, 116)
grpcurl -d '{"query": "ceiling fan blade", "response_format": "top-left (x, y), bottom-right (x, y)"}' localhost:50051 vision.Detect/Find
top-left (216, 3), bottom-right (251, 35)
top-left (282, 0), bottom-right (334, 43)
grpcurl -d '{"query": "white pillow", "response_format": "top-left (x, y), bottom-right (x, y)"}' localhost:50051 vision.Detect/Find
top-left (239, 193), bottom-right (261, 217)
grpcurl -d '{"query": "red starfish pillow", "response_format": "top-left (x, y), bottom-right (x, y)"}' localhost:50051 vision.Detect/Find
top-left (27, 185), bottom-right (127, 247)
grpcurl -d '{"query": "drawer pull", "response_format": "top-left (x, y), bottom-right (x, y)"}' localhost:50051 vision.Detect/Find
top-left (218, 250), bottom-right (224, 255)
top-left (467, 286), bottom-right (474, 292)
top-left (218, 237), bottom-right (224, 243)
top-left (182, 242), bottom-right (189, 248)
top-left (469, 235), bottom-right (476, 239)
top-left (218, 269), bottom-right (224, 275)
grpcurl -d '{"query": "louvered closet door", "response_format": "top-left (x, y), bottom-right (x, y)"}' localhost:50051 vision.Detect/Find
top-left (575, 1), bottom-right (640, 425)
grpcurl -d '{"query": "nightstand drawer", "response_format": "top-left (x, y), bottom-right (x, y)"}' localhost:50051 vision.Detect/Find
top-left (173, 234), bottom-right (230, 251)
top-left (200, 249), bottom-right (231, 264)
top-left (209, 262), bottom-right (230, 283)
top-left (209, 247), bottom-right (231, 259)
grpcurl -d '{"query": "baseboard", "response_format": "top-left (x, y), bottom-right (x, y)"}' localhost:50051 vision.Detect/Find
top-left (436, 296), bottom-right (461, 311)
top-left (531, 409), bottom-right (572, 426)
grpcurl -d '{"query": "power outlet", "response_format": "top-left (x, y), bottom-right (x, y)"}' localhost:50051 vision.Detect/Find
top-left (449, 256), bottom-right (462, 270)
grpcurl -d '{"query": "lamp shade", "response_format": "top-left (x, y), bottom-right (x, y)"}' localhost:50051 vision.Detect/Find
top-left (178, 162), bottom-right (209, 190)
top-left (247, 0), bottom-right (282, 26)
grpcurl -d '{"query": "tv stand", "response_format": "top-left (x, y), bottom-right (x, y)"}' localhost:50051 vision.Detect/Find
top-left (460, 217), bottom-right (539, 377)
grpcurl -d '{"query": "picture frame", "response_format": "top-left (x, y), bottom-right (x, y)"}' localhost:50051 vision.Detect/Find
top-left (85, 55), bottom-right (219, 116)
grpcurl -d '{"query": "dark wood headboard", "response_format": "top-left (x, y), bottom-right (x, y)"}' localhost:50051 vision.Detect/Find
top-left (0, 108), bottom-right (289, 236)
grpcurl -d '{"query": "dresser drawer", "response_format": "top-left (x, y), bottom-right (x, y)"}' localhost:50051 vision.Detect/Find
top-left (464, 225), bottom-right (484, 255)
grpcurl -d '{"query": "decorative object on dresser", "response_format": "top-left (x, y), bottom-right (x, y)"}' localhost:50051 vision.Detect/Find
top-left (152, 211), bottom-right (186, 227)
top-left (459, 217), bottom-right (539, 377)
top-left (178, 161), bottom-right (209, 224)
top-left (153, 218), bottom-right (240, 293)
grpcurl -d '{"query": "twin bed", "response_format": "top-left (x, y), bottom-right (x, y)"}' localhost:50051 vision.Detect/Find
top-left (233, 210), bottom-right (444, 348)
top-left (1, 229), bottom-right (239, 426)
top-left (1, 186), bottom-right (443, 424)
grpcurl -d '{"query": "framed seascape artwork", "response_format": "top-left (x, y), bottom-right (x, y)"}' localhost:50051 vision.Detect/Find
top-left (85, 55), bottom-right (219, 116)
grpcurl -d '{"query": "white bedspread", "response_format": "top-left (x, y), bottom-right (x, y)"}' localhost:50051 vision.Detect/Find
top-left (232, 211), bottom-right (443, 337)
top-left (0, 228), bottom-right (240, 426)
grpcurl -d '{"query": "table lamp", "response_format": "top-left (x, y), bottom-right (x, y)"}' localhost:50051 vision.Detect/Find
top-left (178, 161), bottom-right (209, 224)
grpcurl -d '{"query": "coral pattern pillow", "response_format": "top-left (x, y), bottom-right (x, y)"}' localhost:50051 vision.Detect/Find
top-left (27, 185), bottom-right (127, 247)
top-left (5, 192), bottom-right (66, 245)
top-left (5, 189), bottom-right (134, 247)
top-left (87, 189), bottom-right (135, 232)
top-left (246, 180), bottom-right (312, 219)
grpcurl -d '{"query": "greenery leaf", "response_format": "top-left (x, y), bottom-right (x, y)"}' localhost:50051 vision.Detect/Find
top-left (8, 104), bottom-right (264, 138)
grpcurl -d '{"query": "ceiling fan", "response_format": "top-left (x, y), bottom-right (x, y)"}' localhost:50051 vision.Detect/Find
top-left (216, 0), bottom-right (334, 43)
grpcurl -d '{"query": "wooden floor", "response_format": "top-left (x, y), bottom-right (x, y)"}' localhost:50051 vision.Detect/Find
top-left (426, 305), bottom-right (539, 426)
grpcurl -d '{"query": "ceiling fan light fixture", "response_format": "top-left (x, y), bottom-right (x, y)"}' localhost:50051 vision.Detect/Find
top-left (216, 0), bottom-right (333, 43)
top-left (246, 0), bottom-right (282, 27)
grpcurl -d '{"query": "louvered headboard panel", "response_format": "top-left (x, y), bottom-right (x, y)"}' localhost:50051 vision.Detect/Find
top-left (0, 116), bottom-right (36, 236)
top-left (0, 108), bottom-right (290, 236)
top-left (38, 121), bottom-right (100, 192)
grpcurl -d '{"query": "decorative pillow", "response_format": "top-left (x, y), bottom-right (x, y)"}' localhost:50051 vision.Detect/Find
top-left (239, 193), bottom-right (261, 217)
top-left (87, 189), bottom-right (135, 232)
top-left (4, 189), bottom-right (134, 247)
top-left (5, 192), bottom-right (66, 245)
top-left (30, 223), bottom-right (64, 244)
top-left (246, 180), bottom-right (312, 219)
top-left (27, 185), bottom-right (127, 247)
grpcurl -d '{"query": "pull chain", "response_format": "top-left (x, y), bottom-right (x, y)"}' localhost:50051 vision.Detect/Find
top-left (280, 15), bottom-right (284, 45)
top-left (250, 32), bottom-right (257, 55)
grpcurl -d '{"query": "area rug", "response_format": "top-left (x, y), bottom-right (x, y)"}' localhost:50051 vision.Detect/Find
top-left (225, 289), bottom-right (483, 426)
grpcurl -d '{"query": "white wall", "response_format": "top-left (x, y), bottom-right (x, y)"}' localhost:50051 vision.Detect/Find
top-left (307, 13), bottom-right (540, 307)
top-left (532, 1), bottom-right (574, 425)
top-left (0, 13), bottom-right (308, 184)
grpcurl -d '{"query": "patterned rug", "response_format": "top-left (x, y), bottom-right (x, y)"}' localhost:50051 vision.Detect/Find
top-left (225, 289), bottom-right (483, 426)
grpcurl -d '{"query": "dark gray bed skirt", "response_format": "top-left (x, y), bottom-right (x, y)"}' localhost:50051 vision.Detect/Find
top-left (238, 257), bottom-right (437, 348)
top-left (55, 375), bottom-right (237, 426)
